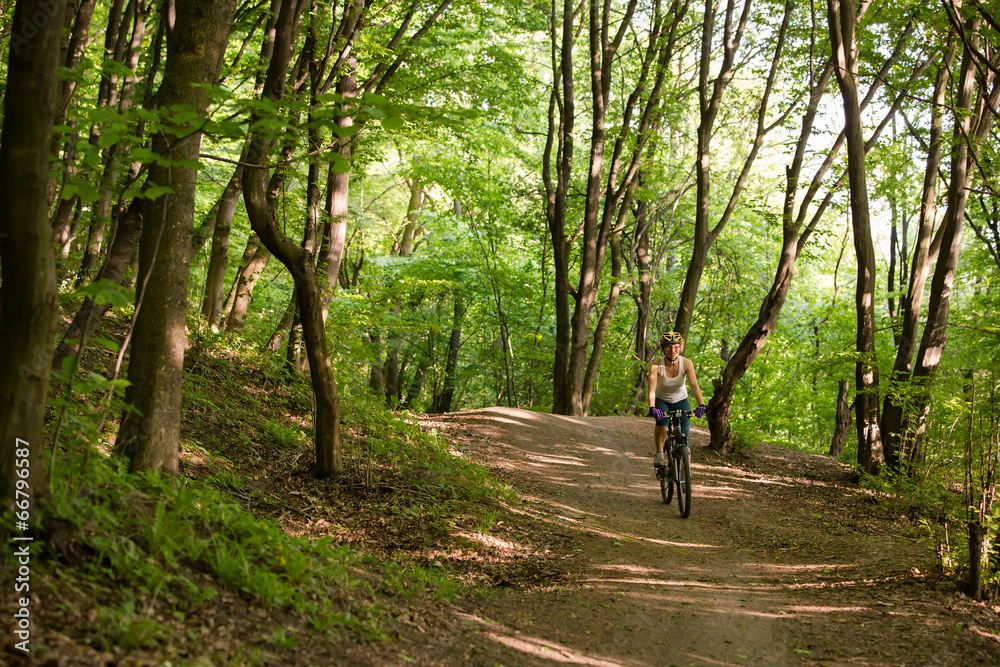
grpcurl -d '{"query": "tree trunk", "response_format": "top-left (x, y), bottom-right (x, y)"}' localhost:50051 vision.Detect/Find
top-left (705, 45), bottom-right (836, 454)
top-left (829, 380), bottom-right (852, 457)
top-left (828, 0), bottom-right (882, 475)
top-left (673, 0), bottom-right (753, 339)
top-left (202, 160), bottom-right (245, 329)
top-left (223, 234), bottom-right (271, 332)
top-left (904, 16), bottom-right (996, 464)
top-left (54, 201), bottom-right (144, 367)
top-left (403, 355), bottom-right (428, 409)
top-left (0, 0), bottom-right (67, 506)
top-left (242, 0), bottom-right (341, 478)
top-left (318, 54), bottom-right (356, 316)
top-left (432, 293), bottom-right (465, 414)
top-left (114, 0), bottom-right (236, 474)
top-left (266, 292), bottom-right (298, 352)
top-left (76, 0), bottom-right (149, 284)
top-left (550, 0), bottom-right (687, 415)
top-left (582, 231), bottom-right (625, 414)
top-left (880, 38), bottom-right (957, 470)
top-left (366, 330), bottom-right (384, 393)
top-left (967, 520), bottom-right (987, 599)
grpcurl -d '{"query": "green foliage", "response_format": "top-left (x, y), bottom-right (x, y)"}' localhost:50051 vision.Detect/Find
top-left (341, 386), bottom-right (514, 506)
top-left (44, 454), bottom-right (358, 617)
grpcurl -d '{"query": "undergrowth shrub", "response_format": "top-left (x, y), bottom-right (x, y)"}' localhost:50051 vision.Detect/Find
top-left (340, 387), bottom-right (514, 506)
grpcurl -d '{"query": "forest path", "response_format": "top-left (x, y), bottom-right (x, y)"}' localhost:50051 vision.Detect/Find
top-left (405, 407), bottom-right (1000, 666)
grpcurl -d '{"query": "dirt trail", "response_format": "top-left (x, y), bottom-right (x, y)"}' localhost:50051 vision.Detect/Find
top-left (401, 407), bottom-right (1000, 666)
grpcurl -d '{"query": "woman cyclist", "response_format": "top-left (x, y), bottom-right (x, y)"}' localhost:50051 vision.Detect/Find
top-left (647, 331), bottom-right (706, 468)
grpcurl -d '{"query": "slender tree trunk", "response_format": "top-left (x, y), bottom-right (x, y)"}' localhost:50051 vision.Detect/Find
top-left (202, 160), bottom-right (245, 329)
top-left (267, 292), bottom-right (298, 352)
top-left (905, 17), bottom-right (997, 463)
top-left (881, 38), bottom-right (957, 469)
top-left (0, 0), bottom-right (67, 505)
top-left (674, 0), bottom-right (753, 339)
top-left (54, 201), bottom-right (144, 367)
top-left (77, 0), bottom-right (149, 284)
top-left (582, 227), bottom-right (626, 414)
top-left (828, 0), bottom-right (882, 475)
top-left (705, 36), bottom-right (836, 454)
top-left (546, 0), bottom-right (576, 414)
top-left (114, 0), bottom-right (236, 474)
top-left (381, 178), bottom-right (425, 406)
top-left (432, 293), bottom-right (465, 414)
top-left (829, 380), bottom-right (852, 457)
top-left (553, 0), bottom-right (686, 415)
top-left (242, 0), bottom-right (342, 478)
top-left (224, 235), bottom-right (271, 332)
top-left (318, 54), bottom-right (356, 316)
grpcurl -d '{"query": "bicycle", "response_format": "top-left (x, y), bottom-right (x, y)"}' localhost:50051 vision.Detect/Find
top-left (655, 409), bottom-right (694, 518)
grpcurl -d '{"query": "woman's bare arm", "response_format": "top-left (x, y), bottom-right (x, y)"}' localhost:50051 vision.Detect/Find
top-left (685, 358), bottom-right (705, 406)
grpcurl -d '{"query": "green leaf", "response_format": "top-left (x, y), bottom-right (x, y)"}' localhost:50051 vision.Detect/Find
top-left (331, 124), bottom-right (359, 138)
top-left (381, 116), bottom-right (404, 131)
top-left (97, 131), bottom-right (122, 149)
top-left (91, 337), bottom-right (121, 354)
top-left (131, 147), bottom-right (158, 163)
top-left (362, 92), bottom-right (389, 106)
top-left (330, 152), bottom-right (351, 174)
top-left (61, 354), bottom-right (79, 378)
top-left (142, 184), bottom-right (175, 201)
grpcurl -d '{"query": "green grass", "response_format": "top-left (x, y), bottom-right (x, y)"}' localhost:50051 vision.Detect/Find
top-left (19, 328), bottom-right (514, 658)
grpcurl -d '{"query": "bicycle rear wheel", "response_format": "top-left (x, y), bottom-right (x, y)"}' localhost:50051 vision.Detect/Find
top-left (675, 447), bottom-right (692, 519)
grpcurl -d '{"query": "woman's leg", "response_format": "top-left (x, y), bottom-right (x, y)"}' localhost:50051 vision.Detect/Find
top-left (654, 398), bottom-right (670, 465)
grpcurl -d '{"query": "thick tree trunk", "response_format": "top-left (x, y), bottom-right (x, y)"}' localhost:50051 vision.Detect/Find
top-left (114, 0), bottom-right (236, 474)
top-left (0, 0), bottom-right (67, 505)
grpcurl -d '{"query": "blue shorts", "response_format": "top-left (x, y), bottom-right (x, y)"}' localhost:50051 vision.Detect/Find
top-left (655, 397), bottom-right (691, 441)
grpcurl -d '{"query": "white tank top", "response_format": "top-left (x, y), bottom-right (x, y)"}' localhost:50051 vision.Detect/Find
top-left (656, 355), bottom-right (688, 402)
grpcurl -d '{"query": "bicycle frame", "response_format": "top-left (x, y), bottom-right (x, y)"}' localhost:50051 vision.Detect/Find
top-left (657, 409), bottom-right (693, 517)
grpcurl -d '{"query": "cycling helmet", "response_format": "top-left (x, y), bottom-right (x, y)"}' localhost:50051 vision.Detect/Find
top-left (659, 331), bottom-right (684, 346)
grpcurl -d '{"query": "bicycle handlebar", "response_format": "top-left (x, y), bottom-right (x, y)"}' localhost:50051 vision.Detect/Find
top-left (665, 409), bottom-right (695, 418)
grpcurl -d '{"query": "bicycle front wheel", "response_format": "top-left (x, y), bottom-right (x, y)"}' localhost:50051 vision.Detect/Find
top-left (660, 466), bottom-right (672, 504)
top-left (675, 447), bottom-right (692, 519)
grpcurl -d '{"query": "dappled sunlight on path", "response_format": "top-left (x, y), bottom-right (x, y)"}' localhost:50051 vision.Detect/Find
top-left (427, 407), bottom-right (991, 666)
